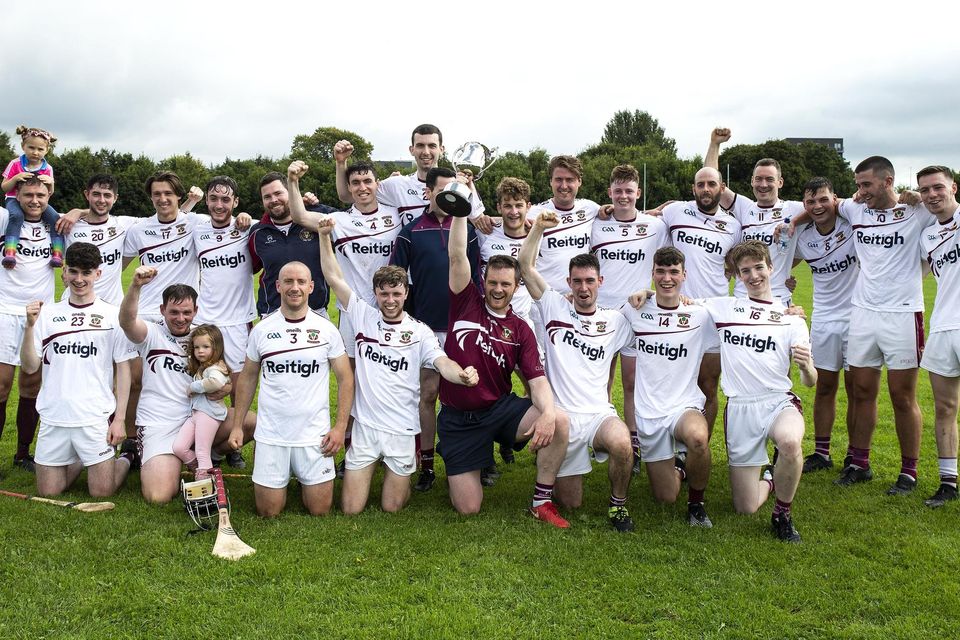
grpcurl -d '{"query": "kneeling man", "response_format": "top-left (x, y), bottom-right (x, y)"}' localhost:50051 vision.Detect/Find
top-left (318, 218), bottom-right (477, 514)
top-left (22, 242), bottom-right (136, 496)
top-left (230, 262), bottom-right (354, 517)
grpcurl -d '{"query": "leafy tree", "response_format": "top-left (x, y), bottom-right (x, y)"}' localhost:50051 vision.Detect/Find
top-left (601, 110), bottom-right (677, 155)
top-left (0, 131), bottom-right (15, 163)
top-left (718, 139), bottom-right (854, 201)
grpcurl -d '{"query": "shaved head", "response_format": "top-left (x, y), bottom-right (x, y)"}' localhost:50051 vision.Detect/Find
top-left (279, 261), bottom-right (311, 280)
top-left (695, 167), bottom-right (722, 183)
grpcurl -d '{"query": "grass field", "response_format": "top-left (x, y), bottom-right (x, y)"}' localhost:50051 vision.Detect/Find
top-left (0, 264), bottom-right (958, 639)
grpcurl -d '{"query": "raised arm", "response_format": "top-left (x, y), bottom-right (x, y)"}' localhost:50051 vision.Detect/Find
top-left (449, 214), bottom-right (472, 295)
top-left (518, 211), bottom-right (557, 300)
top-left (316, 217), bottom-right (353, 307)
top-left (286, 160), bottom-right (327, 232)
top-left (19, 301), bottom-right (43, 375)
top-left (334, 140), bottom-right (356, 204)
top-left (119, 266), bottom-right (156, 344)
top-left (705, 127), bottom-right (737, 210)
top-left (181, 186), bottom-right (204, 213)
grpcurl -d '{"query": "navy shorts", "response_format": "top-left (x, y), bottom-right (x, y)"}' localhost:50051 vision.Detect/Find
top-left (437, 393), bottom-right (533, 475)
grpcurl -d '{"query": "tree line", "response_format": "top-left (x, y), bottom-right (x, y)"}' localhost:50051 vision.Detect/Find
top-left (1, 111), bottom-right (867, 218)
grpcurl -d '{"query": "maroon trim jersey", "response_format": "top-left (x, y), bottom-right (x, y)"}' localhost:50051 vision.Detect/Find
top-left (439, 286), bottom-right (544, 411)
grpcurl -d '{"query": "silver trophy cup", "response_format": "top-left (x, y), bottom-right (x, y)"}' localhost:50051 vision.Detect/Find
top-left (437, 142), bottom-right (499, 217)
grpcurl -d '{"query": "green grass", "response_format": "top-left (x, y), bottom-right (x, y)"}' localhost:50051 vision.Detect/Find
top-left (0, 265), bottom-right (958, 639)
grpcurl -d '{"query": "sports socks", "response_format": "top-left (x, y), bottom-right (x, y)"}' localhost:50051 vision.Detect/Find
top-left (814, 436), bottom-right (831, 458)
top-left (15, 397), bottom-right (38, 460)
top-left (630, 431), bottom-right (640, 459)
top-left (688, 487), bottom-right (705, 505)
top-left (0, 399), bottom-right (6, 440)
top-left (900, 456), bottom-right (918, 481)
top-left (938, 457), bottom-right (958, 487)
top-left (849, 446), bottom-right (870, 469)
top-left (420, 448), bottom-right (434, 473)
top-left (772, 498), bottom-right (792, 518)
top-left (531, 482), bottom-right (554, 507)
top-left (609, 494), bottom-right (627, 509)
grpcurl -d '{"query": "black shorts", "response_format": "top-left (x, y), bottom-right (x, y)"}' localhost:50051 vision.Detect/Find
top-left (437, 393), bottom-right (532, 475)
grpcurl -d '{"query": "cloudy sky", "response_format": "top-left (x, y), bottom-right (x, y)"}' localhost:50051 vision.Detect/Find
top-left (3, 1), bottom-right (958, 188)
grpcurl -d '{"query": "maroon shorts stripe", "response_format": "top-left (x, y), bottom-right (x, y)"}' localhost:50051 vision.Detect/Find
top-left (914, 311), bottom-right (925, 363)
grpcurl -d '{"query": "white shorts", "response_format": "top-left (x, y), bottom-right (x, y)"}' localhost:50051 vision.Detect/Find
top-left (138, 421), bottom-right (183, 465)
top-left (921, 329), bottom-right (960, 377)
top-left (636, 406), bottom-right (704, 463)
top-left (811, 319), bottom-right (849, 373)
top-left (557, 406), bottom-right (617, 478)
top-left (34, 422), bottom-right (115, 467)
top-left (252, 441), bottom-right (336, 488)
top-left (338, 310), bottom-right (357, 358)
top-left (0, 313), bottom-right (26, 366)
top-left (344, 420), bottom-right (416, 477)
top-left (723, 392), bottom-right (803, 467)
top-left (847, 307), bottom-right (924, 370)
top-left (220, 323), bottom-right (251, 372)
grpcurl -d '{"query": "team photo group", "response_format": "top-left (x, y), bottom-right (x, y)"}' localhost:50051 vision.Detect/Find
top-left (2, 122), bottom-right (958, 546)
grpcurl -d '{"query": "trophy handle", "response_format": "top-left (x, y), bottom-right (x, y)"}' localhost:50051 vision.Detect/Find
top-left (474, 146), bottom-right (499, 181)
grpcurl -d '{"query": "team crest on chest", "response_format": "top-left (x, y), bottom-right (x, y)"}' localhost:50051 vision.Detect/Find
top-left (90, 314), bottom-right (103, 328)
top-left (400, 330), bottom-right (412, 344)
top-left (176, 224), bottom-right (187, 235)
top-left (595, 321), bottom-right (607, 333)
top-left (894, 210), bottom-right (904, 220)
top-left (306, 329), bottom-right (320, 343)
top-left (715, 221), bottom-right (727, 231)
top-left (677, 313), bottom-right (690, 327)
top-left (576, 210), bottom-right (586, 220)
top-left (230, 228), bottom-right (241, 238)
top-left (637, 224), bottom-right (647, 235)
top-left (501, 326), bottom-right (513, 341)
top-left (383, 217), bottom-right (394, 227)
top-left (108, 227), bottom-right (117, 238)
top-left (300, 229), bottom-right (315, 241)
top-left (772, 209), bottom-right (783, 220)
top-left (769, 311), bottom-right (782, 322)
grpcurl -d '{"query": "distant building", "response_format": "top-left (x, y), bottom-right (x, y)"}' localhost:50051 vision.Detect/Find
top-left (786, 138), bottom-right (844, 157)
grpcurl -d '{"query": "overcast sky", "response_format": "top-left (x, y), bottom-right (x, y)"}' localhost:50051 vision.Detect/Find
top-left (3, 1), bottom-right (958, 189)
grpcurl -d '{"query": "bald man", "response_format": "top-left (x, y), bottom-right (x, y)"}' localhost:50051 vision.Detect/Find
top-left (658, 167), bottom-right (742, 431)
top-left (230, 261), bottom-right (354, 517)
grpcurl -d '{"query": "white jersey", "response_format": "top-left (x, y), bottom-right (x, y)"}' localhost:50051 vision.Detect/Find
top-left (0, 207), bottom-right (55, 315)
top-left (729, 197), bottom-right (804, 300)
top-left (590, 212), bottom-right (668, 307)
top-left (621, 298), bottom-right (710, 418)
top-left (32, 298), bottom-right (136, 427)
top-left (247, 310), bottom-right (345, 446)
top-left (660, 201), bottom-right (741, 298)
top-left (921, 206), bottom-right (960, 333)
top-left (63, 215), bottom-right (140, 306)
top-left (536, 288), bottom-right (632, 413)
top-left (527, 198), bottom-right (599, 293)
top-left (839, 200), bottom-right (933, 312)
top-left (703, 297), bottom-right (810, 398)
top-left (477, 223), bottom-right (532, 318)
top-left (135, 322), bottom-right (192, 428)
top-left (123, 211), bottom-right (205, 314)
top-left (346, 295), bottom-right (444, 435)
top-left (331, 204), bottom-right (402, 309)
top-left (193, 218), bottom-right (256, 326)
top-left (794, 218), bottom-right (859, 324)
top-left (378, 172), bottom-right (484, 225)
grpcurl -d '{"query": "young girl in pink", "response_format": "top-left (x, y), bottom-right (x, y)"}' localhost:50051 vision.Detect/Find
top-left (173, 325), bottom-right (231, 477)
top-left (1, 125), bottom-right (64, 268)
